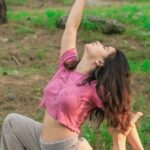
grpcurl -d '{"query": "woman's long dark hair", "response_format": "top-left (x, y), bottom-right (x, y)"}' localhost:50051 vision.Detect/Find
top-left (64, 49), bottom-right (131, 132)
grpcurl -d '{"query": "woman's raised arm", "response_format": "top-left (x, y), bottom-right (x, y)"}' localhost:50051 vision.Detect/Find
top-left (60, 0), bottom-right (86, 58)
top-left (127, 124), bottom-right (144, 150)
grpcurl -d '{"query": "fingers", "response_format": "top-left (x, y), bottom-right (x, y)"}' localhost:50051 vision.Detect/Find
top-left (129, 112), bottom-right (143, 126)
top-left (124, 112), bottom-right (143, 136)
top-left (109, 112), bottom-right (143, 137)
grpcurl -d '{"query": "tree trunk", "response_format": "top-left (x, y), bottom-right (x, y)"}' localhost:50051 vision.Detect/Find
top-left (0, 0), bottom-right (7, 24)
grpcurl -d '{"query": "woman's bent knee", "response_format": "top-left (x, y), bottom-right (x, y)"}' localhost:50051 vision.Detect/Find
top-left (2, 113), bottom-right (20, 129)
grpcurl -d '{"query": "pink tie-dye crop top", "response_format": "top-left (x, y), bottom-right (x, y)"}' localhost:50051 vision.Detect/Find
top-left (39, 48), bottom-right (104, 134)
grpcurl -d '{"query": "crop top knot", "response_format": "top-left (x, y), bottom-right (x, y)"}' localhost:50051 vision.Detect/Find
top-left (39, 47), bottom-right (104, 134)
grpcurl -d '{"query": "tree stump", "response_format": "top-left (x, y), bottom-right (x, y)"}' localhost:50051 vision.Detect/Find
top-left (0, 0), bottom-right (7, 24)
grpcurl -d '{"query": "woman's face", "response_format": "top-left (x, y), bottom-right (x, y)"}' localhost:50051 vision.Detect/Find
top-left (84, 41), bottom-right (116, 66)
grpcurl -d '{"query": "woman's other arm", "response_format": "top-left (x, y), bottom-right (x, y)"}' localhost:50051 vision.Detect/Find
top-left (127, 124), bottom-right (144, 150)
top-left (110, 129), bottom-right (126, 150)
top-left (111, 124), bottom-right (144, 150)
top-left (60, 0), bottom-right (86, 58)
top-left (109, 112), bottom-right (143, 150)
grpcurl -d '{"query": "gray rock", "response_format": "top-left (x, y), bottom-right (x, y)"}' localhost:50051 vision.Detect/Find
top-left (56, 15), bottom-right (126, 34)
top-left (86, 15), bottom-right (126, 34)
top-left (5, 93), bottom-right (17, 101)
top-left (56, 16), bottom-right (68, 29)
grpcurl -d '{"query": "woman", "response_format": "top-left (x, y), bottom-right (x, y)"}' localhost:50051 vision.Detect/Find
top-left (1, 0), bottom-right (144, 150)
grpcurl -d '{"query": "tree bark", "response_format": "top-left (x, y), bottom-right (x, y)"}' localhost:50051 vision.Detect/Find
top-left (0, 0), bottom-right (7, 24)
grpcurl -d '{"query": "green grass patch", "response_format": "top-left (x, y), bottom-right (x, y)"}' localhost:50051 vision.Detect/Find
top-left (82, 122), bottom-right (112, 149)
top-left (139, 116), bottom-right (150, 149)
top-left (0, 59), bottom-right (149, 77)
top-left (7, 3), bottom-right (150, 43)
top-left (8, 9), bottom-right (65, 30)
top-left (84, 4), bottom-right (150, 30)
top-left (0, 63), bottom-right (58, 77)
top-left (0, 67), bottom-right (39, 76)
top-left (82, 123), bottom-right (97, 146)
top-left (129, 59), bottom-right (150, 73)
top-left (8, 4), bottom-right (150, 31)
top-left (15, 25), bottom-right (35, 36)
top-left (35, 49), bottom-right (47, 60)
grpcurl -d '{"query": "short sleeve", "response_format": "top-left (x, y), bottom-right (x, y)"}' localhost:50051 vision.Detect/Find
top-left (90, 81), bottom-right (104, 109)
top-left (57, 48), bottom-right (78, 70)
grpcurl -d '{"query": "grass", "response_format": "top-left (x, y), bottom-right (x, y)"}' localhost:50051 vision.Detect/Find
top-left (0, 66), bottom-right (46, 76)
top-left (8, 4), bottom-right (148, 31)
top-left (129, 59), bottom-right (150, 73)
top-left (0, 59), bottom-right (149, 76)
top-left (8, 9), bottom-right (65, 30)
top-left (84, 4), bottom-right (150, 30)
top-left (0, 59), bottom-right (150, 77)
top-left (0, 63), bottom-right (58, 77)
top-left (139, 116), bottom-right (150, 150)
top-left (7, 3), bottom-right (150, 44)
top-left (6, 0), bottom-right (28, 6)
top-left (15, 25), bottom-right (35, 36)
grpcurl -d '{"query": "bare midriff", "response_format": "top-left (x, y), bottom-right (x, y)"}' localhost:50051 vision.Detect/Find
top-left (40, 109), bottom-right (78, 142)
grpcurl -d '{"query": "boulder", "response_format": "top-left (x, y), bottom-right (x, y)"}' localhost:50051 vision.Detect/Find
top-left (56, 15), bottom-right (126, 34)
